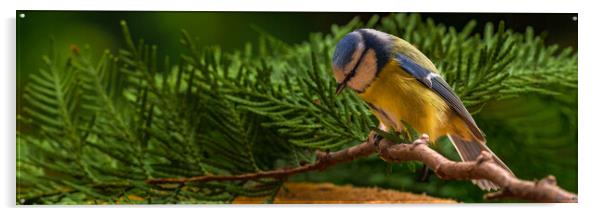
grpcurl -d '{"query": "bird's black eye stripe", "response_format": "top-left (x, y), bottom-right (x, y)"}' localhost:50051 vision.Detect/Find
top-left (340, 47), bottom-right (370, 86)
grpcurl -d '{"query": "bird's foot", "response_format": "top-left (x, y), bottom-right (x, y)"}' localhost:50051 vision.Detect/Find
top-left (368, 131), bottom-right (384, 149)
top-left (410, 134), bottom-right (429, 150)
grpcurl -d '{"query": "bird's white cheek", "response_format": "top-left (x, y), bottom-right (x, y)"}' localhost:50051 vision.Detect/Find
top-left (333, 67), bottom-right (346, 83)
top-left (348, 49), bottom-right (377, 92)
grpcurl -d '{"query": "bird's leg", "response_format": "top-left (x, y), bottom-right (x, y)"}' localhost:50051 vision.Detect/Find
top-left (417, 164), bottom-right (432, 182)
top-left (369, 122), bottom-right (388, 153)
top-left (369, 131), bottom-right (384, 149)
top-left (414, 133), bottom-right (431, 182)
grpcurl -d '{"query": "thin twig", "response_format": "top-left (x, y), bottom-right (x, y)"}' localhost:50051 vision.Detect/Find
top-left (145, 141), bottom-right (376, 184)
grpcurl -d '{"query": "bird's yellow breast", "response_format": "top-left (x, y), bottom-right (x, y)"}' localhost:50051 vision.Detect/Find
top-left (359, 61), bottom-right (454, 140)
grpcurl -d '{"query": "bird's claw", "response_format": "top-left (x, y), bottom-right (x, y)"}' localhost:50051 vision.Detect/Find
top-left (413, 133), bottom-right (430, 145)
top-left (368, 131), bottom-right (384, 149)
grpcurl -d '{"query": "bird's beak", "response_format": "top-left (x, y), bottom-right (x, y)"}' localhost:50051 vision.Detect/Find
top-left (335, 82), bottom-right (347, 96)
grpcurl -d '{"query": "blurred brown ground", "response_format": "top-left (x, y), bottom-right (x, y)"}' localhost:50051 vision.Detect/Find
top-left (233, 182), bottom-right (457, 204)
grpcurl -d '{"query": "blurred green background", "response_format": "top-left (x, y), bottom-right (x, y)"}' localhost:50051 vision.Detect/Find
top-left (16, 11), bottom-right (577, 202)
top-left (16, 11), bottom-right (577, 116)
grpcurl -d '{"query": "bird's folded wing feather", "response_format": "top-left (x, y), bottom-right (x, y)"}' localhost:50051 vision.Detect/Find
top-left (395, 53), bottom-right (485, 141)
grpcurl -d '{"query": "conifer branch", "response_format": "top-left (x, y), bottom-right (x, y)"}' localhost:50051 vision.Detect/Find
top-left (147, 133), bottom-right (577, 203)
top-left (146, 141), bottom-right (376, 184)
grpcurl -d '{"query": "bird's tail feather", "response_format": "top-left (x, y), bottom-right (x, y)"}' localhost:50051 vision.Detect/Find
top-left (448, 135), bottom-right (514, 191)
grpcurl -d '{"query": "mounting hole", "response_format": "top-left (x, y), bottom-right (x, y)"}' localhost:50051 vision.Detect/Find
top-left (19, 13), bottom-right (26, 18)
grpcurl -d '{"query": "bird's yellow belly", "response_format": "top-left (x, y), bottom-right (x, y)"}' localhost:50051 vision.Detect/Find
top-left (359, 63), bottom-right (451, 140)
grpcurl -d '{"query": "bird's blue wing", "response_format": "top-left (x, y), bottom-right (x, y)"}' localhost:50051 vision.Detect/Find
top-left (395, 54), bottom-right (485, 141)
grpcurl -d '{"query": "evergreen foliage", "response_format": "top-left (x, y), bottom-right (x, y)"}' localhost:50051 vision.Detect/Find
top-left (17, 14), bottom-right (577, 204)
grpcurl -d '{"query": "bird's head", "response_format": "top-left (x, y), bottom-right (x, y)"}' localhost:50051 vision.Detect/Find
top-left (332, 29), bottom-right (392, 95)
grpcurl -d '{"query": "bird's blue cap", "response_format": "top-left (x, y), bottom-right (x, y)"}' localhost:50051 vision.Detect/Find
top-left (332, 32), bottom-right (362, 70)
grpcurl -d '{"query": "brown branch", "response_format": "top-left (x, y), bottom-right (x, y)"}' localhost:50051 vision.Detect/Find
top-left (376, 134), bottom-right (577, 203)
top-left (145, 141), bottom-right (376, 184)
top-left (146, 133), bottom-right (577, 203)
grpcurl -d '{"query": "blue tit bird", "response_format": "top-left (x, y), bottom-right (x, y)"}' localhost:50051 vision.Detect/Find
top-left (331, 29), bottom-right (513, 190)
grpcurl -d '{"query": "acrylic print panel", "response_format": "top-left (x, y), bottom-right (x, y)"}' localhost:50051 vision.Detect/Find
top-left (16, 11), bottom-right (577, 204)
